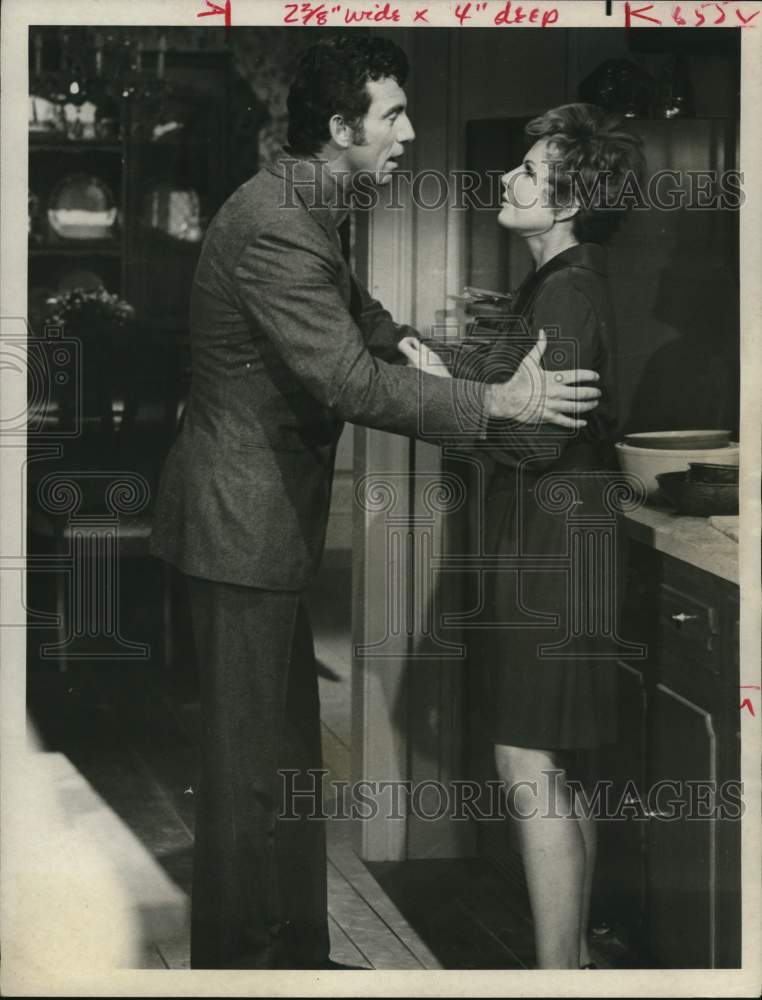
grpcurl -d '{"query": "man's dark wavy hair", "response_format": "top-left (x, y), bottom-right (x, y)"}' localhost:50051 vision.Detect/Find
top-left (287, 34), bottom-right (408, 156)
top-left (525, 103), bottom-right (646, 244)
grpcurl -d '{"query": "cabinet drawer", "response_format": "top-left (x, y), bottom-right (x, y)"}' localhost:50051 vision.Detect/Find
top-left (658, 583), bottom-right (721, 675)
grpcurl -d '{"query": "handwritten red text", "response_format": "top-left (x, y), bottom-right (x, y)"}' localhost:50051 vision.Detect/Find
top-left (280, 0), bottom-right (563, 26)
top-left (197, 0), bottom-right (232, 28)
top-left (740, 685), bottom-right (761, 717)
top-left (625, 2), bottom-right (759, 27)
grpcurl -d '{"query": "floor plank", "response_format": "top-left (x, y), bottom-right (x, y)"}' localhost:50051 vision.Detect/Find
top-left (328, 820), bottom-right (441, 969)
top-left (327, 861), bottom-right (423, 970)
top-left (367, 857), bottom-right (532, 970)
top-left (327, 913), bottom-right (373, 969)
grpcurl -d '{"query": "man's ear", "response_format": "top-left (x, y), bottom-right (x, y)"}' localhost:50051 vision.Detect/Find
top-left (328, 114), bottom-right (352, 149)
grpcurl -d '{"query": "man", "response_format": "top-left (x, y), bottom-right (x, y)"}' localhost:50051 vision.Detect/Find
top-left (150, 34), bottom-right (601, 970)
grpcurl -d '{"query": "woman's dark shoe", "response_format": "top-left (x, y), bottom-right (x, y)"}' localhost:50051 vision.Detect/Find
top-left (580, 962), bottom-right (599, 970)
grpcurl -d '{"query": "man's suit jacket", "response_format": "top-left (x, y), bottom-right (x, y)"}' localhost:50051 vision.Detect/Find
top-left (150, 154), bottom-right (486, 590)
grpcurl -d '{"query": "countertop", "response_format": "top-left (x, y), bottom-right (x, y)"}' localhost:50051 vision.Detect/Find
top-left (624, 504), bottom-right (739, 585)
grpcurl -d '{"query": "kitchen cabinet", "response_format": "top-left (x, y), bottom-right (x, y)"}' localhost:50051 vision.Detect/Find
top-left (592, 553), bottom-right (652, 947)
top-left (596, 539), bottom-right (741, 968)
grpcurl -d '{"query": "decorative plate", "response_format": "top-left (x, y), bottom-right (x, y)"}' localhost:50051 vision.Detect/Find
top-left (48, 173), bottom-right (117, 241)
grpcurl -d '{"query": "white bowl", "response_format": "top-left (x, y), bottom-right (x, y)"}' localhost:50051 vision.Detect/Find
top-left (615, 442), bottom-right (740, 498)
top-left (623, 429), bottom-right (731, 450)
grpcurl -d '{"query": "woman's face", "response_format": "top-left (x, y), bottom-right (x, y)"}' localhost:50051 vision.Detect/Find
top-left (498, 138), bottom-right (559, 236)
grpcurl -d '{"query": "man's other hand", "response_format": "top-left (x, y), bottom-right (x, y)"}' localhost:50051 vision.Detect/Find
top-left (398, 335), bottom-right (452, 378)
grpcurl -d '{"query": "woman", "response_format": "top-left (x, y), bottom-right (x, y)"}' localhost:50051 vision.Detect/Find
top-left (401, 104), bottom-right (645, 969)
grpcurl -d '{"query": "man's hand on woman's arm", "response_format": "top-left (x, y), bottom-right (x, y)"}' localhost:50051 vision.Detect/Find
top-left (399, 329), bottom-right (601, 429)
top-left (484, 329), bottom-right (601, 429)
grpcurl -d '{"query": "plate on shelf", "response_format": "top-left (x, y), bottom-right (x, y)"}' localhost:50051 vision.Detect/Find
top-left (47, 173), bottom-right (118, 241)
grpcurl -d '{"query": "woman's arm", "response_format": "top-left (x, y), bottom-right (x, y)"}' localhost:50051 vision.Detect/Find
top-left (473, 274), bottom-right (617, 471)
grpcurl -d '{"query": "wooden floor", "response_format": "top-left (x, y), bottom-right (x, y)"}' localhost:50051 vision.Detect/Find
top-left (28, 666), bottom-right (540, 970)
top-left (25, 551), bottom-right (634, 971)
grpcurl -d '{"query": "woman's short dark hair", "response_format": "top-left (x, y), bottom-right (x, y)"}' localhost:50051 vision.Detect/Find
top-left (525, 103), bottom-right (646, 244)
top-left (287, 34), bottom-right (408, 156)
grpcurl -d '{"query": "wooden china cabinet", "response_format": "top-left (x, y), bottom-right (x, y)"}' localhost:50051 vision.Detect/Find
top-left (26, 29), bottom-right (236, 674)
top-left (28, 29), bottom-right (233, 379)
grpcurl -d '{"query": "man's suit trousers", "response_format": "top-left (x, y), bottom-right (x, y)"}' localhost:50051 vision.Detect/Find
top-left (185, 576), bottom-right (330, 969)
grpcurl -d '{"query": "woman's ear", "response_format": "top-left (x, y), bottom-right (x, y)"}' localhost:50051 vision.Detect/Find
top-left (554, 200), bottom-right (579, 224)
top-left (328, 114), bottom-right (352, 149)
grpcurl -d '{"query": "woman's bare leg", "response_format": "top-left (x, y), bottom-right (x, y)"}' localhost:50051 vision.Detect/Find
top-left (494, 743), bottom-right (584, 969)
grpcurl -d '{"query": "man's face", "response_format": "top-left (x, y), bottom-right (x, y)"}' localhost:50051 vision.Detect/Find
top-left (346, 76), bottom-right (415, 186)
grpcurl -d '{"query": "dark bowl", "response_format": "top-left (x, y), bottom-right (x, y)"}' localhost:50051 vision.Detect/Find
top-left (687, 462), bottom-right (739, 485)
top-left (655, 471), bottom-right (739, 516)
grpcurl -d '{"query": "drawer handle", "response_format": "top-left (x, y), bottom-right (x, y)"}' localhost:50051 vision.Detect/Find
top-left (671, 612), bottom-right (699, 624)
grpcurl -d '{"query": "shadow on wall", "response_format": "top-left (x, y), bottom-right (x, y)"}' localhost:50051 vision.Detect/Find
top-left (610, 198), bottom-right (739, 437)
top-left (626, 207), bottom-right (739, 435)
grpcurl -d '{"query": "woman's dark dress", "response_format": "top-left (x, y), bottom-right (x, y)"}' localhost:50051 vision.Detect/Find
top-left (458, 243), bottom-right (628, 750)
